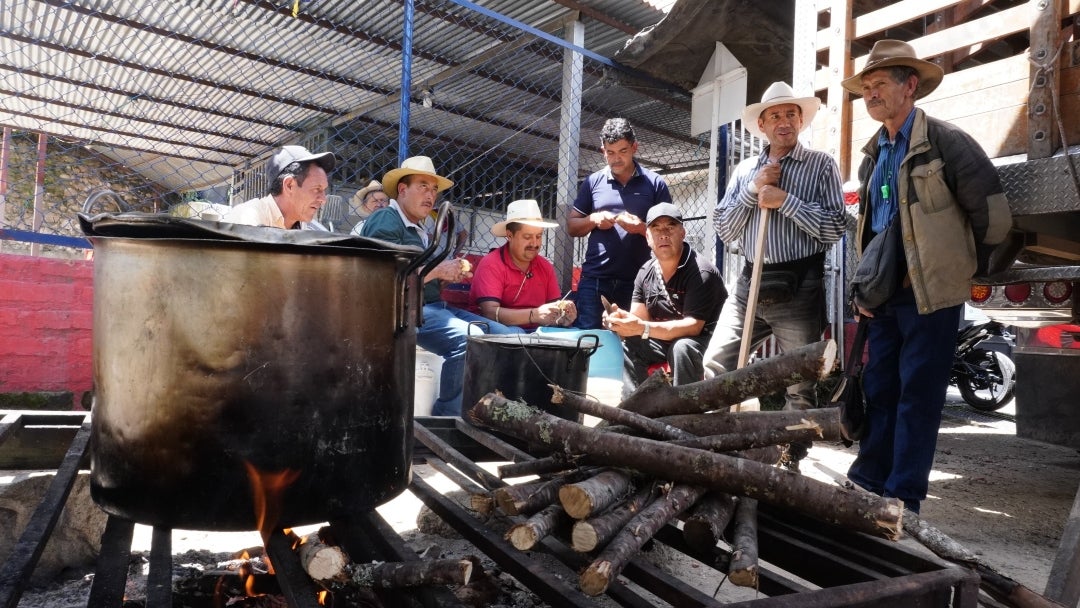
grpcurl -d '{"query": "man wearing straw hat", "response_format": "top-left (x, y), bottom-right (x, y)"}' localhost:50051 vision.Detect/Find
top-left (469, 199), bottom-right (577, 331)
top-left (347, 179), bottom-right (389, 235)
top-left (701, 82), bottom-right (847, 469)
top-left (361, 155), bottom-right (519, 416)
top-left (841, 40), bottom-right (1010, 513)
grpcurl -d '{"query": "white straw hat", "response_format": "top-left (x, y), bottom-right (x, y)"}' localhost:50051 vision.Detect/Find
top-left (382, 156), bottom-right (454, 196)
top-left (741, 82), bottom-right (821, 139)
top-left (491, 199), bottom-right (558, 237)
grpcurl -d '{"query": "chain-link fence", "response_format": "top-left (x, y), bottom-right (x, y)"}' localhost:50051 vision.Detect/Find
top-left (1, 0), bottom-right (751, 274)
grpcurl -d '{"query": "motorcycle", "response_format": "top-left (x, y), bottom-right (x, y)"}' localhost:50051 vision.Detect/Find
top-left (950, 317), bottom-right (1017, 411)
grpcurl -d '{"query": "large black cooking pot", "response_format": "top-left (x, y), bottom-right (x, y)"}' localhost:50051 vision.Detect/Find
top-left (80, 207), bottom-right (452, 530)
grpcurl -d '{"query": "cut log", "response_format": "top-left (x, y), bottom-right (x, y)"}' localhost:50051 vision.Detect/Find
top-left (670, 422), bottom-right (825, 453)
top-left (506, 503), bottom-right (570, 550)
top-left (467, 394), bottom-right (902, 539)
top-left (498, 452), bottom-right (586, 479)
top-left (618, 340), bottom-right (837, 417)
top-left (682, 492), bottom-right (737, 553)
top-left (659, 408), bottom-right (845, 442)
top-left (904, 510), bottom-right (1065, 608)
top-left (493, 468), bottom-right (598, 516)
top-left (551, 386), bottom-right (695, 440)
top-left (344, 558), bottom-right (474, 588)
top-left (728, 497), bottom-right (759, 588)
top-left (297, 532), bottom-right (349, 582)
top-left (559, 469), bottom-right (636, 520)
top-left (470, 493), bottom-right (495, 517)
top-left (634, 340), bottom-right (834, 416)
top-left (572, 483), bottom-right (661, 553)
top-left (579, 484), bottom-right (707, 596)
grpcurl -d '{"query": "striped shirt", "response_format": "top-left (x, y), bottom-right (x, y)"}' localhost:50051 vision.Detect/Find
top-left (714, 142), bottom-right (846, 264)
top-left (868, 108), bottom-right (916, 233)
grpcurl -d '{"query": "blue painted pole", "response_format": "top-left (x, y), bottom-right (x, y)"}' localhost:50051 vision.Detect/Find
top-left (398, 0), bottom-right (415, 164)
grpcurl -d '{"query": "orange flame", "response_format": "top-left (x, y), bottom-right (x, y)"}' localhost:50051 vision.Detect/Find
top-left (243, 461), bottom-right (301, 574)
top-left (318, 590), bottom-right (329, 605)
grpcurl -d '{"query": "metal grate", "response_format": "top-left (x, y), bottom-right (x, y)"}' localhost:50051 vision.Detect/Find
top-left (0, 411), bottom-right (980, 607)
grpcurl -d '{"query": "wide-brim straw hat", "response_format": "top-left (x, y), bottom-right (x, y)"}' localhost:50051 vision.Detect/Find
top-left (353, 179), bottom-right (383, 205)
top-left (841, 39), bottom-right (944, 99)
top-left (492, 199), bottom-right (558, 237)
top-left (742, 82), bottom-right (821, 139)
top-left (382, 156), bottom-right (454, 196)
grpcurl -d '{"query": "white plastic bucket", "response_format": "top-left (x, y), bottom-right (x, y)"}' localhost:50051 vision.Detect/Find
top-left (414, 347), bottom-right (443, 416)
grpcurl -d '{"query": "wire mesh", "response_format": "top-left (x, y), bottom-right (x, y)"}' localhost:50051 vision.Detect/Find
top-left (0, 0), bottom-right (736, 271)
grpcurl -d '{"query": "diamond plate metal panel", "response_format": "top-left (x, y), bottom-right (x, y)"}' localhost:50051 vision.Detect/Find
top-left (998, 150), bottom-right (1080, 216)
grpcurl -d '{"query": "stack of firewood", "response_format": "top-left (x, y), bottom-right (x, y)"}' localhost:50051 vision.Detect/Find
top-left (466, 339), bottom-right (1065, 608)
top-left (466, 340), bottom-right (904, 596)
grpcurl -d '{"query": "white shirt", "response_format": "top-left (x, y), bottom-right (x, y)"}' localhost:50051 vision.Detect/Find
top-left (226, 195), bottom-right (327, 231)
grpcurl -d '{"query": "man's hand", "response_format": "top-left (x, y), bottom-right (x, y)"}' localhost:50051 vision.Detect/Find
top-left (591, 211), bottom-right (618, 230)
top-left (429, 257), bottom-right (472, 283)
top-left (752, 160), bottom-right (780, 192)
top-left (615, 211), bottom-right (645, 235)
top-left (535, 300), bottom-right (577, 327)
top-left (605, 306), bottom-right (647, 338)
top-left (757, 184), bottom-right (788, 209)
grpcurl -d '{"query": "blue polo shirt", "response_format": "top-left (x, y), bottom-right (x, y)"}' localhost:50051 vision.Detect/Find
top-left (572, 162), bottom-right (671, 280)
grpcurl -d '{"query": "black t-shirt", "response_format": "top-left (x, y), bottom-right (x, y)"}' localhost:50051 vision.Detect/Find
top-left (632, 247), bottom-right (727, 337)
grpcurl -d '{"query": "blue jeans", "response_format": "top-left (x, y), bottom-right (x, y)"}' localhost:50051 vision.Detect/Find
top-left (702, 271), bottom-right (825, 409)
top-left (417, 301), bottom-right (522, 416)
top-left (573, 276), bottom-right (635, 330)
top-left (847, 287), bottom-right (961, 513)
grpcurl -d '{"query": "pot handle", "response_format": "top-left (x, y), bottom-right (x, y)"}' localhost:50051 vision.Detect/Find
top-left (398, 202), bottom-right (456, 329)
top-left (568, 334), bottom-right (600, 370)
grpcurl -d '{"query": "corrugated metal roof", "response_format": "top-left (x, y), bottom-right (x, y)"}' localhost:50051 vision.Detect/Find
top-left (1, 0), bottom-right (696, 194)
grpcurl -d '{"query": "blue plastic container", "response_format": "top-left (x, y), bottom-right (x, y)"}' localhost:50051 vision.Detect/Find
top-left (535, 328), bottom-right (623, 381)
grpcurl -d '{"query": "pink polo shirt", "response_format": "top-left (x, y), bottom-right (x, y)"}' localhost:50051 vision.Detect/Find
top-left (469, 244), bottom-right (560, 329)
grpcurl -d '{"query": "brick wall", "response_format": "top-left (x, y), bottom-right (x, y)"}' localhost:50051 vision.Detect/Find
top-left (0, 253), bottom-right (93, 408)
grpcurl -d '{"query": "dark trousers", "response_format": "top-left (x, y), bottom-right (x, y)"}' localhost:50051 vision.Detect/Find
top-left (573, 276), bottom-right (635, 330)
top-left (847, 286), bottom-right (961, 513)
top-left (623, 334), bottom-right (710, 386)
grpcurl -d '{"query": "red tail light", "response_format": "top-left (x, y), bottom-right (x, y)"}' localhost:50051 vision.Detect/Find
top-left (1003, 283), bottom-right (1031, 303)
top-left (970, 285), bottom-right (992, 303)
top-left (1043, 281), bottom-right (1073, 304)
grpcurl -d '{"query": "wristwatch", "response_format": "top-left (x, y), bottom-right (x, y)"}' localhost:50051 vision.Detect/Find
top-left (641, 322), bottom-right (651, 340)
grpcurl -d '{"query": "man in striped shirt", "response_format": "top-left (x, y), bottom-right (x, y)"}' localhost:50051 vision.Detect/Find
top-left (702, 82), bottom-right (846, 468)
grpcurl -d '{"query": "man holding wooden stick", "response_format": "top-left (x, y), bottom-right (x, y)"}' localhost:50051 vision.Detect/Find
top-left (701, 82), bottom-right (846, 469)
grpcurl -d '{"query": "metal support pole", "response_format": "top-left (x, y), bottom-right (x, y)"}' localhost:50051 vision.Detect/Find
top-left (398, 0), bottom-right (416, 164)
top-left (31, 134), bottom-right (46, 257)
top-left (554, 19), bottom-right (584, 294)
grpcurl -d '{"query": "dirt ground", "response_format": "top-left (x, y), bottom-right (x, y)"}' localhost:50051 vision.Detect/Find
top-left (11, 389), bottom-right (1080, 606)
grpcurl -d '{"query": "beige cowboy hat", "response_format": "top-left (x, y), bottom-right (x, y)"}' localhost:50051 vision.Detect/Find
top-left (491, 199), bottom-right (558, 237)
top-left (382, 155), bottom-right (454, 196)
top-left (742, 82), bottom-right (821, 139)
top-left (353, 180), bottom-right (383, 205)
top-left (841, 39), bottom-right (944, 99)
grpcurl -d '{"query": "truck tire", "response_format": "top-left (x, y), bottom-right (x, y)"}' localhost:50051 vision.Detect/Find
top-left (957, 349), bottom-right (1016, 411)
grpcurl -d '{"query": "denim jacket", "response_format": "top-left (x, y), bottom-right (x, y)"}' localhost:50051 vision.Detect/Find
top-left (856, 109), bottom-right (1012, 314)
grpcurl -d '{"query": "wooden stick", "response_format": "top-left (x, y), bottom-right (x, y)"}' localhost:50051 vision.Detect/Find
top-left (903, 510), bottom-right (1065, 608)
top-left (571, 483), bottom-right (661, 553)
top-left (344, 558), bottom-right (474, 588)
top-left (579, 484), bottom-right (707, 596)
top-left (728, 497), bottom-right (760, 588)
top-left (738, 206), bottom-right (771, 373)
top-left (658, 408), bottom-right (844, 441)
top-left (298, 532), bottom-right (349, 582)
top-left (493, 469), bottom-right (595, 516)
top-left (467, 394), bottom-right (903, 539)
top-left (558, 469), bottom-right (636, 520)
top-left (552, 385), bottom-right (695, 440)
top-left (669, 424), bottom-right (825, 453)
top-left (506, 504), bottom-right (570, 551)
top-left (682, 492), bottom-right (737, 553)
top-left (617, 340), bottom-right (836, 418)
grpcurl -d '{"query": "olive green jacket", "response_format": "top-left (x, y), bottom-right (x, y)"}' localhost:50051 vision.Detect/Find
top-left (856, 108), bottom-right (1012, 314)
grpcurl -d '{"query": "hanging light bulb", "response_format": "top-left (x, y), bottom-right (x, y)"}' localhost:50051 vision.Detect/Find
top-left (421, 88), bottom-right (433, 108)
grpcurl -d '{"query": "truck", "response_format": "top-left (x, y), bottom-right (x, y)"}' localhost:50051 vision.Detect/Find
top-left (800, 0), bottom-right (1080, 450)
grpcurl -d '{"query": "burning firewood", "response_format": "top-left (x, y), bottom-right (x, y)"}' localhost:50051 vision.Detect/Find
top-left (297, 532), bottom-right (349, 582)
top-left (579, 483), bottom-right (707, 596)
top-left (728, 497), bottom-right (760, 588)
top-left (466, 393), bottom-right (903, 539)
top-left (506, 503), bottom-right (571, 550)
top-left (558, 469), bottom-right (635, 520)
top-left (342, 558), bottom-right (474, 589)
top-left (571, 483), bottom-right (661, 553)
top-left (682, 492), bottom-right (737, 554)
